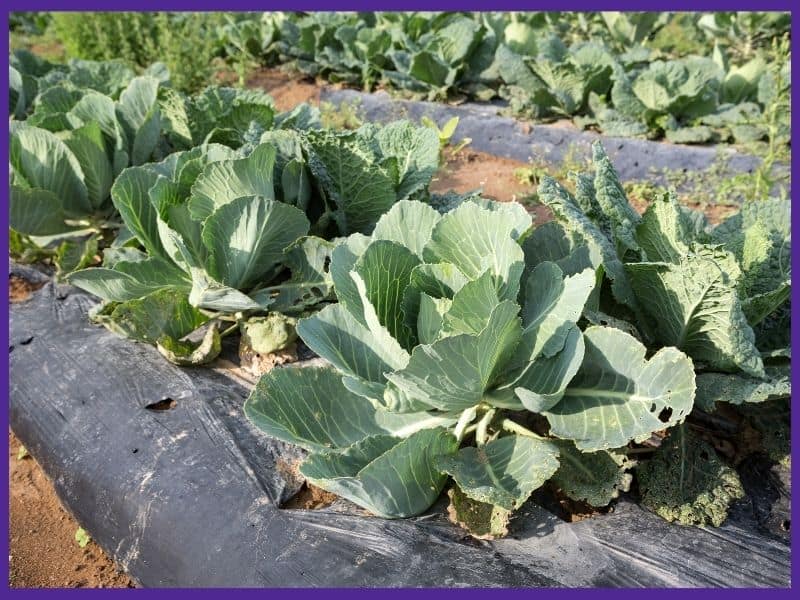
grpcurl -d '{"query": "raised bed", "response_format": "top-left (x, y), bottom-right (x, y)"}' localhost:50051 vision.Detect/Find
top-left (319, 88), bottom-right (790, 197)
top-left (9, 264), bottom-right (791, 588)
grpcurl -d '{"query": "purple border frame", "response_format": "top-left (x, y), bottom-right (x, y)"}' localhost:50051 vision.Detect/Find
top-left (2, 1), bottom-right (796, 594)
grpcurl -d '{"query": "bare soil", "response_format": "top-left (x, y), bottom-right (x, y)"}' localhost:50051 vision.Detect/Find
top-left (283, 483), bottom-right (339, 510)
top-left (247, 68), bottom-right (321, 111)
top-left (432, 148), bottom-right (553, 223)
top-left (8, 432), bottom-right (135, 588)
top-left (9, 275), bottom-right (45, 303)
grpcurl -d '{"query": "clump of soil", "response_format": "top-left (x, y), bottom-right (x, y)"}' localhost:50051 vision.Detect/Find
top-left (283, 483), bottom-right (339, 510)
top-left (239, 343), bottom-right (299, 378)
top-left (247, 68), bottom-right (321, 111)
top-left (9, 432), bottom-right (134, 588)
top-left (9, 276), bottom-right (45, 303)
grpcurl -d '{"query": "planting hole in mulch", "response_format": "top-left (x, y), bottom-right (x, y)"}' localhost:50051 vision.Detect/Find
top-left (282, 484), bottom-right (339, 511)
top-left (9, 275), bottom-right (46, 303)
top-left (144, 398), bottom-right (177, 411)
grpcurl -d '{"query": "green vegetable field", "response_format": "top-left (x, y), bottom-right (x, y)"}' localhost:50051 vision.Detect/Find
top-left (7, 10), bottom-right (792, 588)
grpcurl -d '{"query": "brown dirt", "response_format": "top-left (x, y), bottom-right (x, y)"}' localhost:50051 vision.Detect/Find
top-left (246, 68), bottom-right (321, 111)
top-left (432, 149), bottom-right (553, 224)
top-left (8, 431), bottom-right (135, 588)
top-left (9, 276), bottom-right (45, 303)
top-left (283, 483), bottom-right (339, 510)
top-left (629, 196), bottom-right (736, 225)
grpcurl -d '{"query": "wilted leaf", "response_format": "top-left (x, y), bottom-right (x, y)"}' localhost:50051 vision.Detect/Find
top-left (638, 425), bottom-right (745, 527)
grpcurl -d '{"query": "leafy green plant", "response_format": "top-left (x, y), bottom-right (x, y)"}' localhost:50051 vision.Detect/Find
top-left (536, 142), bottom-right (790, 525)
top-left (74, 527), bottom-right (91, 548)
top-left (214, 11), bottom-right (790, 150)
top-left (51, 12), bottom-right (222, 93)
top-left (245, 141), bottom-right (789, 533)
top-left (68, 118), bottom-right (441, 364)
top-left (244, 190), bottom-right (695, 528)
top-left (9, 59), bottom-right (164, 247)
top-left (421, 116), bottom-right (471, 156)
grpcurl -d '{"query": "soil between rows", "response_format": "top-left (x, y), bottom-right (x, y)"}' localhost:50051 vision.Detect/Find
top-left (8, 432), bottom-right (134, 588)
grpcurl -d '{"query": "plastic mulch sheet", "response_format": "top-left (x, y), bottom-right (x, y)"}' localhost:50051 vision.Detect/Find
top-left (8, 268), bottom-right (791, 588)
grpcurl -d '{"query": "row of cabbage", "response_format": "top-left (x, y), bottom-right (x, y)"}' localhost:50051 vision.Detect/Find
top-left (222, 11), bottom-right (791, 147)
top-left (8, 53), bottom-right (791, 537)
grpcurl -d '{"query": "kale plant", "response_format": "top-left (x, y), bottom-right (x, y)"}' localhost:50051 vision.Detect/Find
top-left (537, 141), bottom-right (790, 525)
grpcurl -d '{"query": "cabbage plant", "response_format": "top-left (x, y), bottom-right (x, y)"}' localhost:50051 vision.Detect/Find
top-left (68, 119), bottom-right (440, 363)
top-left (9, 72), bottom-right (163, 239)
top-left (244, 195), bottom-right (696, 531)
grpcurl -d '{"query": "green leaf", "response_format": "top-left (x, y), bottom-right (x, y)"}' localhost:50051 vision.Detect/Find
top-left (188, 144), bottom-right (277, 221)
top-left (416, 294), bottom-right (451, 344)
top-left (743, 282), bottom-right (790, 327)
top-left (591, 141), bottom-right (641, 256)
top-left (110, 167), bottom-right (166, 258)
top-left (522, 222), bottom-right (595, 279)
top-left (68, 257), bottom-right (189, 302)
top-left (54, 235), bottom-right (99, 278)
top-left (372, 121), bottom-right (440, 201)
top-left (93, 289), bottom-right (208, 343)
top-left (722, 56), bottom-right (766, 104)
top-left (440, 271), bottom-right (500, 336)
top-left (386, 301), bottom-right (521, 411)
top-left (538, 176), bottom-right (639, 313)
top-left (268, 237), bottom-right (334, 313)
top-left (9, 187), bottom-right (80, 236)
top-left (408, 262), bottom-right (469, 298)
top-left (201, 196), bottom-right (310, 290)
top-left (694, 366), bottom-right (790, 412)
top-left (518, 262), bottom-right (595, 361)
top-left (329, 233), bottom-right (371, 323)
top-left (507, 325), bottom-right (585, 413)
top-left (437, 434), bottom-right (560, 510)
top-left (626, 250), bottom-right (764, 377)
top-left (297, 301), bottom-right (408, 386)
top-left (301, 428), bottom-right (459, 518)
top-left (157, 324), bottom-right (222, 366)
top-left (638, 425), bottom-right (745, 527)
top-left (62, 122), bottom-right (113, 210)
top-left (635, 190), bottom-right (693, 263)
top-left (304, 129), bottom-right (397, 234)
top-left (371, 199), bottom-right (441, 259)
top-left (544, 326), bottom-right (695, 451)
top-left (423, 201), bottom-right (525, 301)
top-left (10, 123), bottom-right (90, 216)
top-left (117, 76), bottom-right (161, 165)
top-left (551, 441), bottom-right (633, 507)
top-left (244, 366), bottom-right (455, 453)
top-left (354, 240), bottom-right (421, 350)
top-left (187, 268), bottom-right (266, 312)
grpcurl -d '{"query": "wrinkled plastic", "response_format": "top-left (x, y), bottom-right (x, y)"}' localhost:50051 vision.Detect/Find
top-left (8, 270), bottom-right (790, 588)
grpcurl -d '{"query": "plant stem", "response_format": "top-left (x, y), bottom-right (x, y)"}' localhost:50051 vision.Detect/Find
top-left (454, 406), bottom-right (478, 442)
top-left (475, 409), bottom-right (496, 447)
top-left (500, 419), bottom-right (548, 441)
top-left (220, 322), bottom-right (240, 338)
